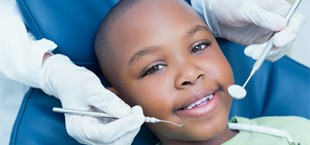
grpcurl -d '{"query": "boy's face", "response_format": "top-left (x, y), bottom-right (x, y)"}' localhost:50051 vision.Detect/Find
top-left (105, 0), bottom-right (234, 144)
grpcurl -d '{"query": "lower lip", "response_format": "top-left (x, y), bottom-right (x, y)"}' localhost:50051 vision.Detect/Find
top-left (175, 92), bottom-right (220, 118)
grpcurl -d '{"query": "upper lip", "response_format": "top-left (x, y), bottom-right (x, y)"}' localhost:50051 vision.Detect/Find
top-left (176, 88), bottom-right (217, 111)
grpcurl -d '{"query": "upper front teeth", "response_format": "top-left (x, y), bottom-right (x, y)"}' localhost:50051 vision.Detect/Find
top-left (186, 95), bottom-right (213, 109)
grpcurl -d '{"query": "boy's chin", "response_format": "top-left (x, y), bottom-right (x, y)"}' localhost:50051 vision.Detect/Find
top-left (154, 120), bottom-right (228, 144)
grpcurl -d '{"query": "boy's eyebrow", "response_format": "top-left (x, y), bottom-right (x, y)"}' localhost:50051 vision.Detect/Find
top-left (128, 46), bottom-right (159, 66)
top-left (128, 25), bottom-right (209, 67)
top-left (187, 25), bottom-right (209, 37)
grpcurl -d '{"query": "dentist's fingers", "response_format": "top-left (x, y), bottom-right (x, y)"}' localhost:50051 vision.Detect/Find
top-left (244, 43), bottom-right (268, 60)
top-left (273, 12), bottom-right (305, 47)
top-left (65, 106), bottom-right (145, 144)
top-left (244, 13), bottom-right (304, 62)
top-left (83, 78), bottom-right (132, 118)
top-left (244, 42), bottom-right (290, 62)
top-left (243, 3), bottom-right (287, 31)
top-left (266, 45), bottom-right (290, 62)
top-left (92, 106), bottom-right (145, 143)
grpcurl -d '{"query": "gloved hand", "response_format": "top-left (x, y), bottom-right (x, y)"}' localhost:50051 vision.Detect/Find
top-left (40, 54), bottom-right (145, 145)
top-left (191, 0), bottom-right (305, 61)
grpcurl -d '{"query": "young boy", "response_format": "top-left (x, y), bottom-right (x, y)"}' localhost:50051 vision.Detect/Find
top-left (95, 0), bottom-right (310, 144)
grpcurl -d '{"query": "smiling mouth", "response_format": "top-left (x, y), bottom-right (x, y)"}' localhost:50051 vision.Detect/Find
top-left (180, 94), bottom-right (214, 110)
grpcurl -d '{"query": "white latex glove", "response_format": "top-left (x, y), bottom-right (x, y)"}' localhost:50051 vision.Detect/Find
top-left (40, 54), bottom-right (145, 145)
top-left (191, 0), bottom-right (305, 61)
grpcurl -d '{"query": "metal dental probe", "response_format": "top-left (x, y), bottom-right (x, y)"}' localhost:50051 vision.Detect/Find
top-left (53, 107), bottom-right (189, 127)
top-left (242, 0), bottom-right (302, 89)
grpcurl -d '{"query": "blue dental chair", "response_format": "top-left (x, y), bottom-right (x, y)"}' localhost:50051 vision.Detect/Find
top-left (10, 0), bottom-right (310, 145)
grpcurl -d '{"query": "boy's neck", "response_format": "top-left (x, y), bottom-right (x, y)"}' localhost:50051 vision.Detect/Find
top-left (202, 126), bottom-right (238, 145)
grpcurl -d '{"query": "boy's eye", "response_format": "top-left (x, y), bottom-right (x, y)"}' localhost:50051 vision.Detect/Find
top-left (141, 63), bottom-right (166, 77)
top-left (190, 40), bottom-right (211, 54)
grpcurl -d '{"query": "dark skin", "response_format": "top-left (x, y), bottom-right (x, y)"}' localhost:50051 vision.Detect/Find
top-left (100, 0), bottom-right (237, 144)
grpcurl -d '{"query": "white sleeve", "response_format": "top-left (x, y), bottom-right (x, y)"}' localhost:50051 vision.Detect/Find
top-left (0, 0), bottom-right (57, 88)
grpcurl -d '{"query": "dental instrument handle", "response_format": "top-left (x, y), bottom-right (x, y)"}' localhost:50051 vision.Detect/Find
top-left (242, 72), bottom-right (253, 88)
top-left (243, 37), bottom-right (274, 88)
top-left (53, 107), bottom-right (118, 119)
top-left (243, 0), bottom-right (302, 88)
top-left (284, 0), bottom-right (302, 22)
top-left (53, 107), bottom-right (158, 121)
top-left (53, 107), bottom-right (188, 127)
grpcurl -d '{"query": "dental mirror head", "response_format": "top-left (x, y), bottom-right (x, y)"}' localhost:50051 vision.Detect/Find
top-left (228, 84), bottom-right (247, 99)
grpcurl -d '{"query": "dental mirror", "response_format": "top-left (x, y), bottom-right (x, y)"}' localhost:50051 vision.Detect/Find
top-left (228, 84), bottom-right (247, 99)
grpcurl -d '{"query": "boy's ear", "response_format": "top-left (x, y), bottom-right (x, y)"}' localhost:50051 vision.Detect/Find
top-left (106, 87), bottom-right (121, 96)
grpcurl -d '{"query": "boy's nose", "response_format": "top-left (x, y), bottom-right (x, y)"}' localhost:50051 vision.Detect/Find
top-left (175, 63), bottom-right (205, 89)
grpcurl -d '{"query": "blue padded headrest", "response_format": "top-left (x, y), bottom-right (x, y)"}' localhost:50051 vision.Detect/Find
top-left (18, 0), bottom-right (120, 75)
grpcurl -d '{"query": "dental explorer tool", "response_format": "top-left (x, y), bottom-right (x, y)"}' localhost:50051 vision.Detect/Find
top-left (53, 107), bottom-right (189, 127)
top-left (228, 0), bottom-right (302, 100)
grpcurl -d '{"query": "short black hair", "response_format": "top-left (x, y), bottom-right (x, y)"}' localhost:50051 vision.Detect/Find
top-left (95, 0), bottom-right (141, 77)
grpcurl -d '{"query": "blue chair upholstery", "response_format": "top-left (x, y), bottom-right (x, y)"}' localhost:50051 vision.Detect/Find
top-left (10, 0), bottom-right (309, 145)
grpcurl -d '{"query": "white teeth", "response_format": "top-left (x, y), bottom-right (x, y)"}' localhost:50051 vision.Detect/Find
top-left (195, 100), bottom-right (202, 105)
top-left (201, 97), bottom-right (207, 102)
top-left (209, 95), bottom-right (213, 100)
top-left (185, 95), bottom-right (213, 110)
